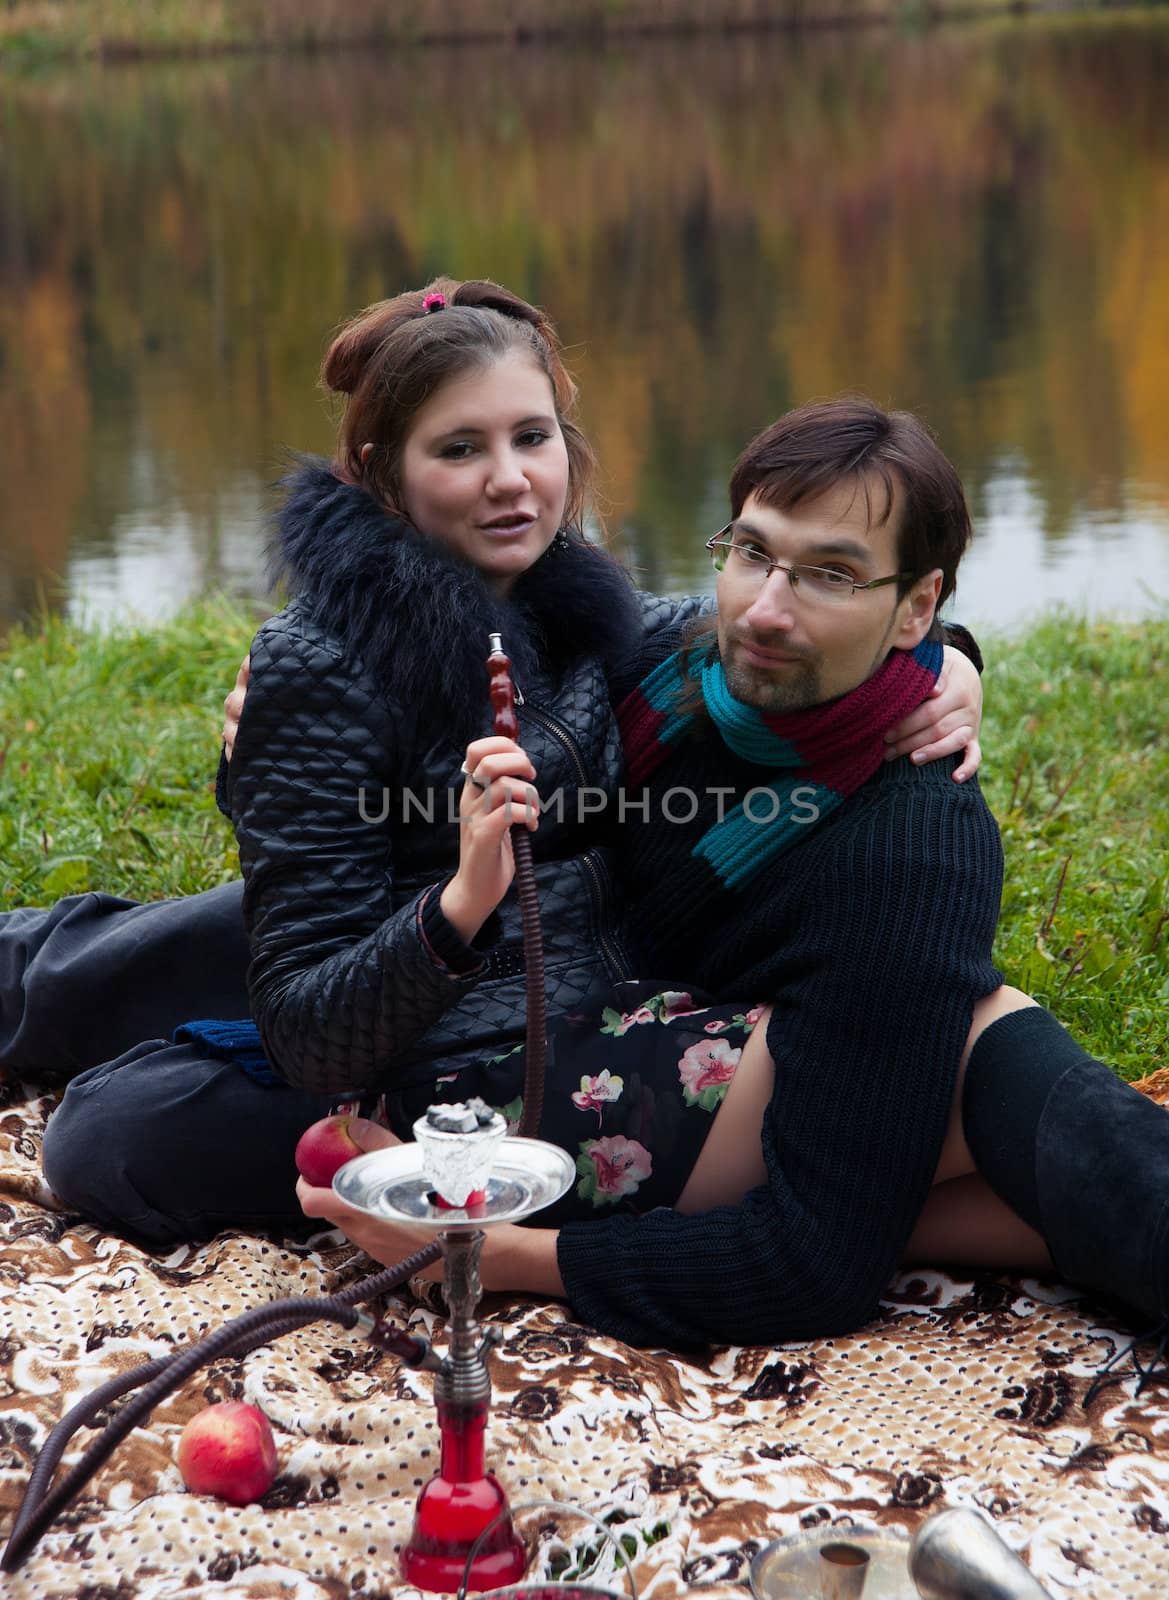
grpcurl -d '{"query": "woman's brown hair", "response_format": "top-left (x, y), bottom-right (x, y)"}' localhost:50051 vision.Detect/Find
top-left (322, 276), bottom-right (596, 533)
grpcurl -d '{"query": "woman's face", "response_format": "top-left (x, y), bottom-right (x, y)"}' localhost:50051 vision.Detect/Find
top-left (393, 350), bottom-right (571, 596)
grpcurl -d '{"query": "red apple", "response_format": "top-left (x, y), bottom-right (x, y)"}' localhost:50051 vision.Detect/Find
top-left (294, 1112), bottom-right (363, 1186)
top-left (177, 1401), bottom-right (277, 1505)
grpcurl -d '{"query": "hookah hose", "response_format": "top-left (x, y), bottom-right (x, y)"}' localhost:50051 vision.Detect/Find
top-left (0, 1246), bottom-right (442, 1573)
top-left (486, 630), bottom-right (546, 1141)
top-left (2, 631), bottom-right (548, 1573)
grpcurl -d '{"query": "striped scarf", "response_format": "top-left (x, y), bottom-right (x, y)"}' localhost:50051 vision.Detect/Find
top-left (617, 636), bottom-right (943, 889)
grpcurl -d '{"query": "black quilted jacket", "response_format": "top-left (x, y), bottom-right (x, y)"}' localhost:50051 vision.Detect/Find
top-left (223, 459), bottom-right (705, 1104)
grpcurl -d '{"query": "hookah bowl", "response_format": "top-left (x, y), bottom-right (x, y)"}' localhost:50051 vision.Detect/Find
top-left (333, 1133), bottom-right (575, 1593)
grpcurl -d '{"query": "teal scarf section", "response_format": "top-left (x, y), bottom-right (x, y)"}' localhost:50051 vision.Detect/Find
top-left (694, 656), bottom-right (842, 887)
top-left (699, 654), bottom-right (800, 764)
top-left (617, 637), bottom-right (943, 889)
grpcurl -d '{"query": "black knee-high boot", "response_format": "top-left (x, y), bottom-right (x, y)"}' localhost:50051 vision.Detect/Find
top-left (963, 1005), bottom-right (1169, 1328)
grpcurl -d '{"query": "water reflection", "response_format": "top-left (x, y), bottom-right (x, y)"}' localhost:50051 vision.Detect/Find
top-left (1, 17), bottom-right (1168, 632)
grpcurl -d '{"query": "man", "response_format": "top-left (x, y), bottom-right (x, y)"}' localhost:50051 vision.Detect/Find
top-left (299, 398), bottom-right (1168, 1356)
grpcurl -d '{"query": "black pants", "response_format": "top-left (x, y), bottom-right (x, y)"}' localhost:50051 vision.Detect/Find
top-left (41, 1039), bottom-right (336, 1243)
top-left (2, 885), bottom-right (332, 1242)
top-left (0, 883), bottom-right (252, 1080)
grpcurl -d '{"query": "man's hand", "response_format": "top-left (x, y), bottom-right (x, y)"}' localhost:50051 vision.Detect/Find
top-left (884, 644), bottom-right (982, 782)
top-left (222, 654), bottom-right (250, 760)
top-left (296, 1116), bottom-right (565, 1296)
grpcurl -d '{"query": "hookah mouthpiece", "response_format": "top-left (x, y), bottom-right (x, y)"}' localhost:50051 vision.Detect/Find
top-left (486, 633), bottom-right (520, 742)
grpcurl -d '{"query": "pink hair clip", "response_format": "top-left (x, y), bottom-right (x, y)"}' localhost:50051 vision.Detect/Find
top-left (422, 292), bottom-right (446, 313)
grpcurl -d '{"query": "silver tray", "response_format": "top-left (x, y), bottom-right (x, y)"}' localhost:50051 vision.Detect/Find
top-left (333, 1136), bottom-right (575, 1230)
top-left (751, 1525), bottom-right (913, 1600)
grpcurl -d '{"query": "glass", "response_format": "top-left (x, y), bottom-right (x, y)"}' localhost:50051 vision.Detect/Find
top-left (706, 526), bottom-right (912, 606)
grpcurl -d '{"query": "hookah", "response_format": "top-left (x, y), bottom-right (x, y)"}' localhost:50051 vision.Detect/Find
top-left (1, 632), bottom-right (587, 1595)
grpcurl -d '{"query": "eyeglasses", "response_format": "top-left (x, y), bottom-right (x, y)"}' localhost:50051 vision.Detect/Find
top-left (706, 526), bottom-right (912, 607)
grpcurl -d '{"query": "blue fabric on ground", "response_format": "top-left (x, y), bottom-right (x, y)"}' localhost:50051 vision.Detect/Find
top-left (173, 1018), bottom-right (281, 1086)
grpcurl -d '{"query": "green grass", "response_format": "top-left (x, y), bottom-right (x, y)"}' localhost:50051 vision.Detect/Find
top-left (2, 602), bottom-right (1166, 1077)
top-left (976, 613), bottom-right (1169, 1079)
top-left (0, 596), bottom-right (257, 902)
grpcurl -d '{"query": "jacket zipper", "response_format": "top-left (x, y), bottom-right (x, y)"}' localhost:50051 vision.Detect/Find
top-left (516, 697), bottom-right (589, 789)
top-left (580, 848), bottom-right (634, 984)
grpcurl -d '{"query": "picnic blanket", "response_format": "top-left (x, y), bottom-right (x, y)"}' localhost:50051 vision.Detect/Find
top-left (3, 1073), bottom-right (1168, 1600)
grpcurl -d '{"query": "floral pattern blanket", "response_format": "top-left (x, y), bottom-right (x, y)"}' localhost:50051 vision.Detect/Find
top-left (3, 1074), bottom-right (1168, 1600)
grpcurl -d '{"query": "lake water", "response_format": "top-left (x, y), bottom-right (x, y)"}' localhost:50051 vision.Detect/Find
top-left (2, 14), bottom-right (1168, 634)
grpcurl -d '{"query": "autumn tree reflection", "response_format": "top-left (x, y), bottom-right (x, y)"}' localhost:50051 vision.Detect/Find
top-left (1, 21), bottom-right (1167, 622)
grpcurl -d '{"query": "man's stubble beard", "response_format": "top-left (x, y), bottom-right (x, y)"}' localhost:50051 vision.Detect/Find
top-left (722, 653), bottom-right (821, 713)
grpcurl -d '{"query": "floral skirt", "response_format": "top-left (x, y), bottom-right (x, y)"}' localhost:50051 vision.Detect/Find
top-left (404, 990), bottom-right (763, 1227)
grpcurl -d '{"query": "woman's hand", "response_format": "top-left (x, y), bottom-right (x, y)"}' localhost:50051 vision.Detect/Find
top-left (885, 644), bottom-right (983, 782)
top-left (222, 654), bottom-right (250, 760)
top-left (296, 1116), bottom-right (565, 1297)
top-left (440, 736), bottom-right (540, 943)
top-left (296, 1119), bottom-right (444, 1280)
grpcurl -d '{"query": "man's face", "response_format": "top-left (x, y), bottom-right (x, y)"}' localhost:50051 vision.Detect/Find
top-left (715, 477), bottom-right (942, 712)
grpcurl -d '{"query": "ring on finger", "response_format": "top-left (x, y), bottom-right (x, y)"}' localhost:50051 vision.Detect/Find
top-left (459, 761), bottom-right (490, 792)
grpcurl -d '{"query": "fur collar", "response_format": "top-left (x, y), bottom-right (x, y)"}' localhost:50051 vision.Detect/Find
top-left (270, 457), bottom-right (644, 742)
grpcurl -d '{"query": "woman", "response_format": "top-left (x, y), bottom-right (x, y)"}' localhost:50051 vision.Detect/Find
top-left (36, 277), bottom-right (981, 1246)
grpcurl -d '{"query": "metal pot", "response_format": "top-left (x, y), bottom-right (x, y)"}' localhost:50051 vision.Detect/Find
top-left (751, 1523), bottom-right (911, 1598)
top-left (909, 1508), bottom-right (1055, 1600)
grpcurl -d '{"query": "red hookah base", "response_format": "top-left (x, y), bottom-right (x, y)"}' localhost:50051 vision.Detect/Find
top-left (401, 1469), bottom-right (525, 1592)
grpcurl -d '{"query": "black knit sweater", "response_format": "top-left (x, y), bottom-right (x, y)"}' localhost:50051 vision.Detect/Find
top-left (554, 627), bottom-right (1004, 1348)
